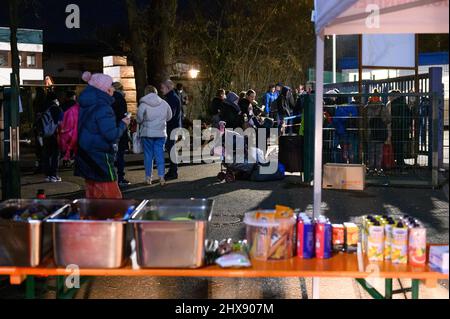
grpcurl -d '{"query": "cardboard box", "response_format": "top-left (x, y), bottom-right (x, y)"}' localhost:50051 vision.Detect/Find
top-left (103, 56), bottom-right (127, 67)
top-left (323, 164), bottom-right (366, 191)
top-left (103, 66), bottom-right (135, 79)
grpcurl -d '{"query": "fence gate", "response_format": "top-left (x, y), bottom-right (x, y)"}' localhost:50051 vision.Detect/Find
top-left (303, 91), bottom-right (443, 188)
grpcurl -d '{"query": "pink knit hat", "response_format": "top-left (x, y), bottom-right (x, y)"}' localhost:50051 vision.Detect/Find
top-left (82, 71), bottom-right (113, 93)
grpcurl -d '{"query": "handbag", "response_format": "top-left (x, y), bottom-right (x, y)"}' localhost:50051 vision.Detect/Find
top-left (132, 125), bottom-right (143, 154)
top-left (382, 143), bottom-right (395, 170)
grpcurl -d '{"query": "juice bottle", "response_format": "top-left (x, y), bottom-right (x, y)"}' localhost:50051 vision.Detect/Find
top-left (408, 223), bottom-right (427, 266)
top-left (384, 218), bottom-right (396, 261)
top-left (391, 222), bottom-right (408, 264)
top-left (367, 221), bottom-right (385, 262)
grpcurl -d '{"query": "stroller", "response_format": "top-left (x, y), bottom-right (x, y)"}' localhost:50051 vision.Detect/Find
top-left (215, 122), bottom-right (256, 183)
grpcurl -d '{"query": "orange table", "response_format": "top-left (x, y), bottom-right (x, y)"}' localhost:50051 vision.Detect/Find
top-left (1, 252), bottom-right (447, 299)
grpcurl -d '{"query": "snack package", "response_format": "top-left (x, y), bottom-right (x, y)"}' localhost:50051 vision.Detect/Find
top-left (344, 223), bottom-right (359, 254)
top-left (216, 253), bottom-right (252, 268)
top-left (275, 205), bottom-right (294, 219)
top-left (332, 224), bottom-right (345, 253)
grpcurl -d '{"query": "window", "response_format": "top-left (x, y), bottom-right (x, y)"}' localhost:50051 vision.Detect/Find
top-left (0, 51), bottom-right (8, 67)
top-left (27, 54), bottom-right (36, 67)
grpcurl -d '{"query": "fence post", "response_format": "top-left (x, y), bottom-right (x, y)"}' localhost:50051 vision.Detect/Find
top-left (303, 94), bottom-right (315, 183)
top-left (429, 67), bottom-right (444, 174)
top-left (432, 91), bottom-right (440, 188)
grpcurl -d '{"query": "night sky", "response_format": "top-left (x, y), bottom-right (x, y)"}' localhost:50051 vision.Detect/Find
top-left (0, 0), bottom-right (189, 45)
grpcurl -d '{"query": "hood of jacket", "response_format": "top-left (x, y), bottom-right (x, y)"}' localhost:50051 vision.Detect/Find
top-left (140, 93), bottom-right (164, 107)
top-left (79, 85), bottom-right (114, 110)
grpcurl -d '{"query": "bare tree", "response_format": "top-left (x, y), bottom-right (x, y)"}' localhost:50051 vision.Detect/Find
top-left (146, 0), bottom-right (178, 86)
top-left (126, 0), bottom-right (148, 100)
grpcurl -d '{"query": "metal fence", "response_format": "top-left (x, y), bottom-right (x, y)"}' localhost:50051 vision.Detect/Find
top-left (317, 92), bottom-right (440, 187)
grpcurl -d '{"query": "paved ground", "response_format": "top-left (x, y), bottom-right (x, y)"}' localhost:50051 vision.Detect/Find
top-left (0, 154), bottom-right (449, 299)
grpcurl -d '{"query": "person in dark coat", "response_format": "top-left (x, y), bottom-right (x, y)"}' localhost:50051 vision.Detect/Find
top-left (160, 80), bottom-right (182, 180)
top-left (176, 83), bottom-right (189, 121)
top-left (210, 89), bottom-right (226, 128)
top-left (221, 92), bottom-right (242, 129)
top-left (75, 72), bottom-right (130, 199)
top-left (112, 82), bottom-right (130, 186)
top-left (39, 91), bottom-right (63, 182)
top-left (61, 91), bottom-right (77, 113)
top-left (388, 90), bottom-right (411, 170)
top-left (238, 90), bottom-right (256, 118)
top-left (275, 86), bottom-right (295, 134)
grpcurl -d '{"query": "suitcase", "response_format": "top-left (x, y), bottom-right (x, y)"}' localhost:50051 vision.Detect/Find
top-left (279, 135), bottom-right (304, 173)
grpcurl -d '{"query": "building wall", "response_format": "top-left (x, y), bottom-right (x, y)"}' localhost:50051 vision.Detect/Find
top-left (0, 32), bottom-right (44, 86)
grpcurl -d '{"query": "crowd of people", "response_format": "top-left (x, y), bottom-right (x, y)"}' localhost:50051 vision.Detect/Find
top-left (208, 83), bottom-right (311, 135)
top-left (323, 88), bottom-right (417, 176)
top-left (33, 72), bottom-right (185, 199)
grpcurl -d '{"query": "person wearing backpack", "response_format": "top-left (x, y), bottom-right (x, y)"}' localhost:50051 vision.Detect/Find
top-left (58, 91), bottom-right (80, 166)
top-left (41, 91), bottom-right (63, 183)
top-left (366, 99), bottom-right (391, 175)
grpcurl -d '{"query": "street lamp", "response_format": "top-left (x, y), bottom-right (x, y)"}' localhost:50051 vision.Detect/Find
top-left (188, 68), bottom-right (200, 79)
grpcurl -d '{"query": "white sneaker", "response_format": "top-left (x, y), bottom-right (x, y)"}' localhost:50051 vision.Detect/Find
top-left (48, 176), bottom-right (62, 183)
top-left (145, 177), bottom-right (152, 185)
top-left (160, 178), bottom-right (166, 187)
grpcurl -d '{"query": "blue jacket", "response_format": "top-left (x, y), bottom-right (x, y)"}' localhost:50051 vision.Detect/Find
top-left (263, 92), bottom-right (278, 114)
top-left (75, 85), bottom-right (126, 182)
top-left (333, 104), bottom-right (359, 137)
top-left (165, 90), bottom-right (182, 133)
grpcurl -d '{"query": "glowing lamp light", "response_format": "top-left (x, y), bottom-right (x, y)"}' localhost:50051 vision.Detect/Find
top-left (188, 68), bottom-right (200, 79)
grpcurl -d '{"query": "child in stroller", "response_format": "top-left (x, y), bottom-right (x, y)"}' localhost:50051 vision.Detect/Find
top-left (214, 121), bottom-right (271, 183)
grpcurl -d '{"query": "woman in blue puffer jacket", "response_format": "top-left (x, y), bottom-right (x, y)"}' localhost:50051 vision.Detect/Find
top-left (75, 71), bottom-right (130, 199)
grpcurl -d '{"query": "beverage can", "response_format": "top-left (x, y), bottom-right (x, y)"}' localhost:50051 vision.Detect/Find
top-left (297, 217), bottom-right (315, 259)
top-left (316, 221), bottom-right (332, 259)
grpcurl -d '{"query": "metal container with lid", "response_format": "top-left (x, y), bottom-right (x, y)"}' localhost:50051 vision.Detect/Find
top-left (48, 199), bottom-right (143, 268)
top-left (0, 199), bottom-right (70, 267)
top-left (129, 199), bottom-right (214, 269)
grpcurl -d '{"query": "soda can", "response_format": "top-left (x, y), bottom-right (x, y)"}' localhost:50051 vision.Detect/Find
top-left (316, 220), bottom-right (332, 259)
top-left (297, 218), bottom-right (315, 259)
top-left (409, 224), bottom-right (427, 266)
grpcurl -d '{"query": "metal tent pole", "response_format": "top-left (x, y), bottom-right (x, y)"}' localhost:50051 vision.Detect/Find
top-left (312, 32), bottom-right (325, 300)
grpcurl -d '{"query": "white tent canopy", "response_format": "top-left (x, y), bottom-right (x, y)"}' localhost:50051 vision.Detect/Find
top-left (314, 0), bottom-right (450, 35)
top-left (310, 0), bottom-right (449, 300)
